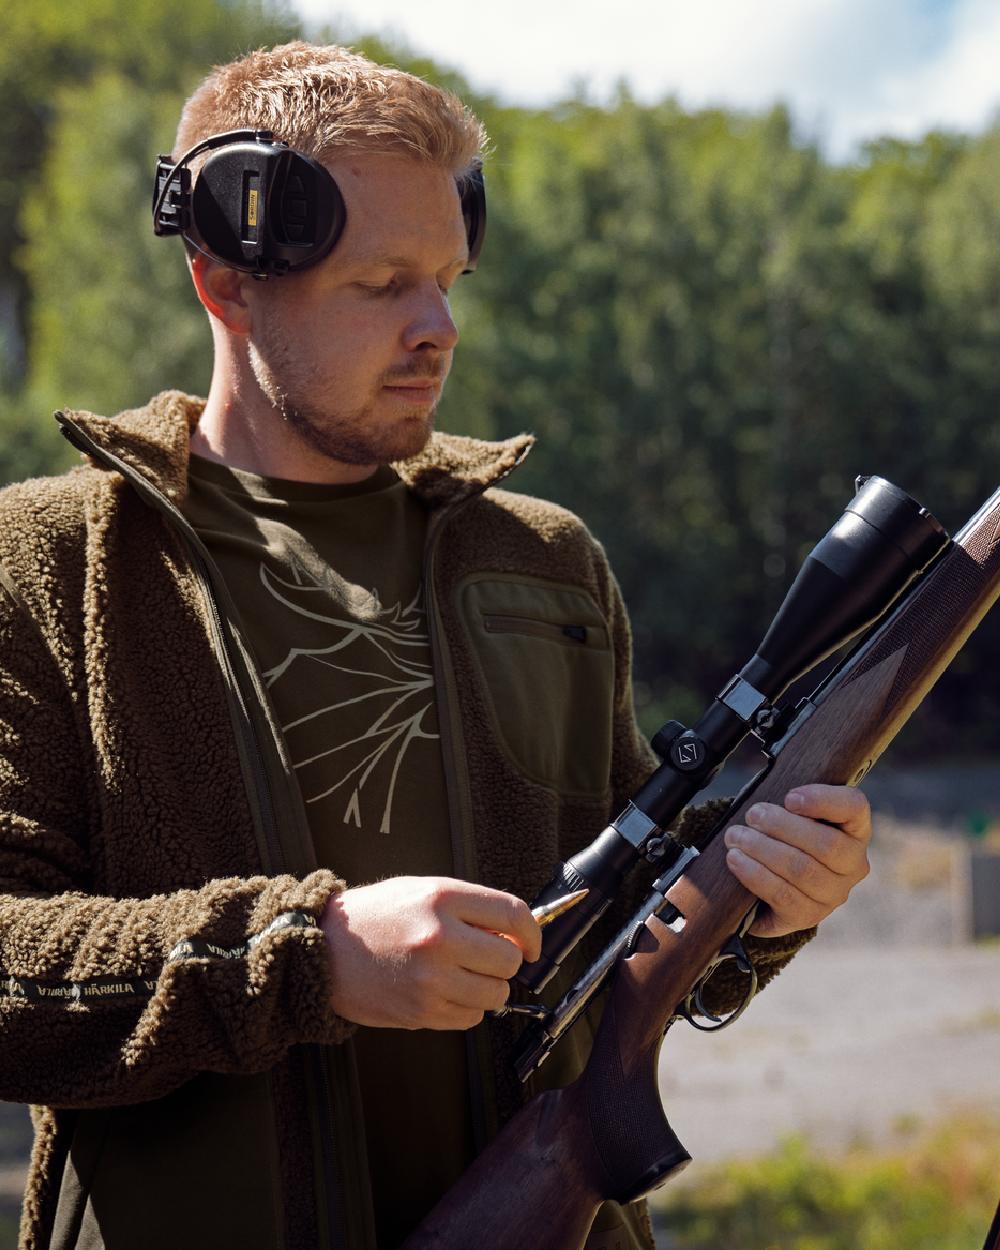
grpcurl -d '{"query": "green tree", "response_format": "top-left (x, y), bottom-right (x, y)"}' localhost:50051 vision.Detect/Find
top-left (6, 18), bottom-right (1000, 752)
top-left (0, 0), bottom-right (299, 387)
top-left (22, 72), bottom-right (211, 422)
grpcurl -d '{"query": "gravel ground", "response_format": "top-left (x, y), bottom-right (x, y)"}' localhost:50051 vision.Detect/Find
top-left (657, 943), bottom-right (1000, 1165)
top-left (655, 811), bottom-right (1000, 1165)
top-left (647, 807), bottom-right (1000, 1250)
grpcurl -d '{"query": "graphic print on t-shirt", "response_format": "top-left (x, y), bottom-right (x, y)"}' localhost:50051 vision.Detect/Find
top-left (257, 553), bottom-right (439, 834)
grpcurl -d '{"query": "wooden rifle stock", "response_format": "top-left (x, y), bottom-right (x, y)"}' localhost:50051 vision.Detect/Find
top-left (403, 485), bottom-right (1000, 1250)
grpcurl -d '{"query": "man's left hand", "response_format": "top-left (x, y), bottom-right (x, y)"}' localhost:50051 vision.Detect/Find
top-left (723, 783), bottom-right (872, 938)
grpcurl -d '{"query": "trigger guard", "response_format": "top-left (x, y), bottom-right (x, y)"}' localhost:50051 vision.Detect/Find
top-left (677, 933), bottom-right (758, 1033)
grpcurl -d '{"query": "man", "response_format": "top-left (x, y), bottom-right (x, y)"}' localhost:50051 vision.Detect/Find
top-left (0, 42), bottom-right (871, 1250)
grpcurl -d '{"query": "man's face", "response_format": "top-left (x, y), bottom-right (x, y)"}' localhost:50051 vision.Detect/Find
top-left (243, 151), bottom-right (468, 466)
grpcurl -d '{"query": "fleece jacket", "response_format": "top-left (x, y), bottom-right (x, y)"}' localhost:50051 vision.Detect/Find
top-left (0, 392), bottom-right (811, 1250)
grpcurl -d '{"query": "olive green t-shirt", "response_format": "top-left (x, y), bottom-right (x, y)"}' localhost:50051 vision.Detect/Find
top-left (182, 453), bottom-right (473, 1248)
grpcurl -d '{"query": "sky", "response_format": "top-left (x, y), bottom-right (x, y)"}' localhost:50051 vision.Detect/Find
top-left (292, 0), bottom-right (1000, 160)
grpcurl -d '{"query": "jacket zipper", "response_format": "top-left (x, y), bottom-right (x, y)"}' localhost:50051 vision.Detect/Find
top-left (424, 505), bottom-right (478, 879)
top-left (57, 416), bottom-right (286, 878)
top-left (422, 499), bottom-right (492, 1152)
top-left (482, 614), bottom-right (590, 645)
top-left (422, 454), bottom-right (533, 1154)
top-left (421, 448), bottom-right (533, 891)
top-left (56, 414), bottom-right (350, 1250)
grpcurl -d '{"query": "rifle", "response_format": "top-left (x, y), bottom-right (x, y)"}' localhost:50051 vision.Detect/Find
top-left (403, 476), bottom-right (1000, 1250)
top-left (984, 1198), bottom-right (1000, 1250)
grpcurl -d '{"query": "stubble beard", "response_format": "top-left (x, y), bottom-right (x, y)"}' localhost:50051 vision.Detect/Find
top-left (248, 344), bottom-right (439, 467)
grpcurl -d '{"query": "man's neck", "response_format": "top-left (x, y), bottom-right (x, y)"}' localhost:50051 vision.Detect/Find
top-left (192, 383), bottom-right (379, 486)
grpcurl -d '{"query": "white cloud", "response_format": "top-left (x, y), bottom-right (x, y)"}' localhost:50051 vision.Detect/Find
top-left (294, 0), bottom-right (1000, 158)
top-left (896, 0), bottom-right (1000, 134)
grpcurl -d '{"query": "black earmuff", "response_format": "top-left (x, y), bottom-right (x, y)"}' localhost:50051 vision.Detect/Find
top-left (459, 167), bottom-right (486, 274)
top-left (153, 129), bottom-right (487, 279)
top-left (153, 130), bottom-right (345, 277)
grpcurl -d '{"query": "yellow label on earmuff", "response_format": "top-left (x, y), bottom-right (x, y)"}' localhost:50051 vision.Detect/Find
top-left (247, 189), bottom-right (259, 228)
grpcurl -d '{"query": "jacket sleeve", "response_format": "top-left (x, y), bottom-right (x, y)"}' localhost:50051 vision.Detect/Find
top-left (592, 540), bottom-right (814, 1012)
top-left (0, 572), bottom-right (351, 1110)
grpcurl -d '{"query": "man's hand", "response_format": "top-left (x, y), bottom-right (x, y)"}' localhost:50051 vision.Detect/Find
top-left (320, 876), bottom-right (542, 1030)
top-left (723, 783), bottom-right (872, 938)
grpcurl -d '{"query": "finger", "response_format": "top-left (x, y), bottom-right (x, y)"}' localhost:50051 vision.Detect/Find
top-left (740, 803), bottom-right (866, 875)
top-left (725, 846), bottom-right (827, 934)
top-left (744, 905), bottom-right (804, 941)
top-left (439, 1001), bottom-right (490, 1031)
top-left (449, 887), bottom-right (542, 963)
top-left (441, 965), bottom-right (512, 1014)
top-left (415, 1000), bottom-right (488, 1031)
top-left (446, 921), bottom-right (527, 980)
top-left (406, 959), bottom-right (511, 1028)
top-left (783, 784), bottom-right (871, 840)
top-left (724, 825), bottom-right (850, 907)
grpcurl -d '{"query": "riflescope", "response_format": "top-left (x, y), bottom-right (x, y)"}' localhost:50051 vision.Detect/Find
top-left (516, 476), bottom-right (949, 994)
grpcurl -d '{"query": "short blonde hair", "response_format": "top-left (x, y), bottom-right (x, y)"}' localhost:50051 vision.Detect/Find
top-left (174, 41), bottom-right (487, 178)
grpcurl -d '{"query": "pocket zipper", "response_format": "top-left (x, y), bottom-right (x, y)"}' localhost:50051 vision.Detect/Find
top-left (482, 614), bottom-right (589, 645)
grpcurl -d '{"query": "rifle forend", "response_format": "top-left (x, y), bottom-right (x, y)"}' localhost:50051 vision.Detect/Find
top-left (402, 481), bottom-right (1000, 1250)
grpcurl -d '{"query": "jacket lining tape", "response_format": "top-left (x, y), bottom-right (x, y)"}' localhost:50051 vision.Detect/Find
top-left (0, 910), bottom-right (316, 1005)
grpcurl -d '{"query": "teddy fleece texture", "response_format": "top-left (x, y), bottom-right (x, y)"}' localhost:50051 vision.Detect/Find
top-left (0, 392), bottom-right (810, 1250)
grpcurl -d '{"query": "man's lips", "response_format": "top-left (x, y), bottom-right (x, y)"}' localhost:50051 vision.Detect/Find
top-left (381, 377), bottom-right (441, 400)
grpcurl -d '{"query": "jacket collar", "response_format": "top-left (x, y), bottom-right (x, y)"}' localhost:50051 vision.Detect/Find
top-left (57, 390), bottom-right (534, 507)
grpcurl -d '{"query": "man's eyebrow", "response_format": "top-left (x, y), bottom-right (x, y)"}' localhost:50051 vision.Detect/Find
top-left (348, 251), bottom-right (469, 271)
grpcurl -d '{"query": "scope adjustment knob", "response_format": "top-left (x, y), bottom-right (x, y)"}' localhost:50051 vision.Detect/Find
top-left (669, 732), bottom-right (708, 772)
top-left (651, 720), bottom-right (687, 760)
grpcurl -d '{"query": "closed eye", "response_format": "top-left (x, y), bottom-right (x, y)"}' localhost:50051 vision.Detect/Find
top-left (356, 277), bottom-right (401, 297)
top-left (356, 275), bottom-right (455, 299)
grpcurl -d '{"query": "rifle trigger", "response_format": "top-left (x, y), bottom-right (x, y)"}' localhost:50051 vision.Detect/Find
top-left (677, 932), bottom-right (758, 1033)
top-left (490, 1001), bottom-right (551, 1021)
top-left (623, 919), bottom-right (646, 959)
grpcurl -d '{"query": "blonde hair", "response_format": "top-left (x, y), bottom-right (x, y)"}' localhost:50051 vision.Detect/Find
top-left (174, 41), bottom-right (487, 177)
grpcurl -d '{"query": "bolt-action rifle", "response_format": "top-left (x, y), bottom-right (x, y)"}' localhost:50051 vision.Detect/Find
top-left (403, 476), bottom-right (1000, 1250)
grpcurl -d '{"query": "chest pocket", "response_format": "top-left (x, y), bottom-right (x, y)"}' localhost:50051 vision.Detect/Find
top-left (458, 576), bottom-right (614, 797)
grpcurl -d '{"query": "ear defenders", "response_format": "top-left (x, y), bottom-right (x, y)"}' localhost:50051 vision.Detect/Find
top-left (152, 129), bottom-right (486, 279)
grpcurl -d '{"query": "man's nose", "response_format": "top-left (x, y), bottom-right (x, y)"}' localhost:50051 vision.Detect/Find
top-left (402, 285), bottom-right (459, 354)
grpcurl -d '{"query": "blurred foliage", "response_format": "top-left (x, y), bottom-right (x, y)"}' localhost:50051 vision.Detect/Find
top-left (0, 0), bottom-right (299, 389)
top-left (653, 1114), bottom-right (1000, 1250)
top-left (22, 72), bottom-right (211, 418)
top-left (3, 3), bottom-right (1000, 752)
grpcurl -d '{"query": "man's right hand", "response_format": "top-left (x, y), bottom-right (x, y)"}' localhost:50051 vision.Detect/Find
top-left (319, 876), bottom-right (542, 1030)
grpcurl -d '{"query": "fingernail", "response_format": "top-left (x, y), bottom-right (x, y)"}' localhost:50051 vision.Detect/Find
top-left (725, 826), bottom-right (744, 848)
top-left (786, 791), bottom-right (806, 812)
top-left (746, 805), bottom-right (765, 826)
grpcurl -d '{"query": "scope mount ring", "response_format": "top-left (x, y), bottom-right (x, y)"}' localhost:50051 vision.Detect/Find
top-left (677, 933), bottom-right (758, 1033)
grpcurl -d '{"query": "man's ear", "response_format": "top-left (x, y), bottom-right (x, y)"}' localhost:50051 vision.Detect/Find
top-left (190, 253), bottom-right (252, 333)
